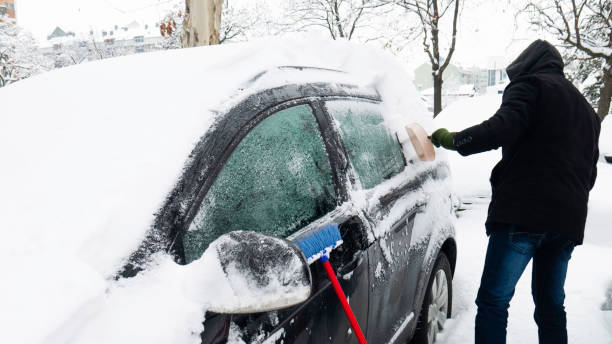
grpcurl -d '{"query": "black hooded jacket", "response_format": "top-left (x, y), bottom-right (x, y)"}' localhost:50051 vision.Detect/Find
top-left (453, 40), bottom-right (601, 244)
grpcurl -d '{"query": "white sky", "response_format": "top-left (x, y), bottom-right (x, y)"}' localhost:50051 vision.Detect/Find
top-left (442, 0), bottom-right (546, 68)
top-left (14, 0), bottom-right (545, 68)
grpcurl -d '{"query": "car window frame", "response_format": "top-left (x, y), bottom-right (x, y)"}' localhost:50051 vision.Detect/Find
top-left (182, 101), bottom-right (340, 261)
top-left (182, 98), bottom-right (340, 232)
top-left (319, 97), bottom-right (408, 191)
top-left (182, 94), bottom-right (383, 235)
top-left (119, 83), bottom-right (382, 275)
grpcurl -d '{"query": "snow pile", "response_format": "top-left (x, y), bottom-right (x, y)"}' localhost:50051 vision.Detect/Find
top-left (0, 35), bottom-right (425, 343)
top-left (45, 255), bottom-right (209, 344)
top-left (584, 162), bottom-right (612, 246)
top-left (590, 118), bottom-right (612, 245)
top-left (1, 44), bottom-right (220, 344)
top-left (600, 116), bottom-right (612, 157)
top-left (43, 231), bottom-right (310, 344)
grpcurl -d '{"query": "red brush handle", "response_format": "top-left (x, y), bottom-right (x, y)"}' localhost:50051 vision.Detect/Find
top-left (322, 259), bottom-right (367, 344)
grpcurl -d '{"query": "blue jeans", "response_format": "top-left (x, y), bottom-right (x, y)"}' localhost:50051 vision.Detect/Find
top-left (475, 224), bottom-right (575, 344)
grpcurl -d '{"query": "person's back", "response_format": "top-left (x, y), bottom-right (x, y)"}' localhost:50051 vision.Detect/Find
top-left (448, 40), bottom-right (600, 244)
top-left (429, 40), bottom-right (601, 343)
top-left (516, 71), bottom-right (600, 241)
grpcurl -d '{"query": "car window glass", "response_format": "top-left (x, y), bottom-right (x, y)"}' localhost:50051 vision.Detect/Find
top-left (326, 100), bottom-right (405, 189)
top-left (183, 104), bottom-right (337, 263)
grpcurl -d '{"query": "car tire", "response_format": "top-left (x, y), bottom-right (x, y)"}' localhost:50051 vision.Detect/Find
top-left (605, 155), bottom-right (612, 163)
top-left (411, 252), bottom-right (452, 344)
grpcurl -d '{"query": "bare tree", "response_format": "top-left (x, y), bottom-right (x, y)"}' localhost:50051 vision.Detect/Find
top-left (0, 18), bottom-right (51, 87)
top-left (182, 0), bottom-right (223, 47)
top-left (216, 1), bottom-right (263, 43)
top-left (523, 0), bottom-right (611, 121)
top-left (395, 0), bottom-right (461, 117)
top-left (286, 0), bottom-right (390, 40)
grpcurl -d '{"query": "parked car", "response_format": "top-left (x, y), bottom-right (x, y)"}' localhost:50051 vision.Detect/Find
top-left (0, 39), bottom-right (457, 344)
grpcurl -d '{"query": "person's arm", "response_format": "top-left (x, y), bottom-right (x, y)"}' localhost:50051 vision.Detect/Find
top-left (452, 79), bottom-right (539, 156)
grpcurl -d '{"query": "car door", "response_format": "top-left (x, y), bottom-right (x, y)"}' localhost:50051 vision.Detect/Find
top-left (181, 102), bottom-right (371, 343)
top-left (324, 99), bottom-right (431, 344)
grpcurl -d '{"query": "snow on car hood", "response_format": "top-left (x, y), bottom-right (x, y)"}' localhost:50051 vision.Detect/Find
top-left (0, 35), bottom-right (430, 343)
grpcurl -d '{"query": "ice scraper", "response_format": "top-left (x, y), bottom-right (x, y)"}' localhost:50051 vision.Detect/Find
top-left (396, 122), bottom-right (436, 161)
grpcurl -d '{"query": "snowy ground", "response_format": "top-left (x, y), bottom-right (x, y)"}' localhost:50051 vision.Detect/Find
top-left (433, 95), bottom-right (612, 343)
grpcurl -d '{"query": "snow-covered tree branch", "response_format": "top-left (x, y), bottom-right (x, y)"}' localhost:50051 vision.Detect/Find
top-left (0, 18), bottom-right (51, 87)
top-left (523, 0), bottom-right (611, 121)
top-left (283, 0), bottom-right (392, 40)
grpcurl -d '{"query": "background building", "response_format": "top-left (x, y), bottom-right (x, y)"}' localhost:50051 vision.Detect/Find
top-left (40, 22), bottom-right (164, 67)
top-left (414, 57), bottom-right (508, 112)
top-left (414, 60), bottom-right (507, 94)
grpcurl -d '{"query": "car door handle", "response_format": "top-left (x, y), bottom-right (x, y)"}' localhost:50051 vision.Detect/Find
top-left (337, 251), bottom-right (364, 276)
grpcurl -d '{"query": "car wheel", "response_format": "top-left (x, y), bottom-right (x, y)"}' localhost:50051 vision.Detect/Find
top-left (412, 252), bottom-right (452, 344)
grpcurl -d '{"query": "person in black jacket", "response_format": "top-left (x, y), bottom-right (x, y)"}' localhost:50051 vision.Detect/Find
top-left (430, 40), bottom-right (601, 344)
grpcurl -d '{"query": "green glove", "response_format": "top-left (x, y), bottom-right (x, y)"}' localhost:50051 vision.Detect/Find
top-left (430, 128), bottom-right (457, 151)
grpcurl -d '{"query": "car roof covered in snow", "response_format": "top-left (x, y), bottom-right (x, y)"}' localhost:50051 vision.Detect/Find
top-left (0, 35), bottom-right (431, 343)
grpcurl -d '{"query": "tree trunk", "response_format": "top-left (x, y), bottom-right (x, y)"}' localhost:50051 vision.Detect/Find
top-left (433, 73), bottom-right (443, 117)
top-left (597, 61), bottom-right (612, 122)
top-left (181, 0), bottom-right (223, 48)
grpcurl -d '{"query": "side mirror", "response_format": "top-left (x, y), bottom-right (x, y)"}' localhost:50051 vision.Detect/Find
top-left (197, 231), bottom-right (312, 314)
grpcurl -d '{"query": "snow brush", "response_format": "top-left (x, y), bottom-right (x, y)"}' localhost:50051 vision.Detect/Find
top-left (294, 224), bottom-right (367, 344)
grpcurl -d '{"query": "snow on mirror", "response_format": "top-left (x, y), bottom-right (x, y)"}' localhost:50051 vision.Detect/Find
top-left (202, 231), bottom-right (312, 314)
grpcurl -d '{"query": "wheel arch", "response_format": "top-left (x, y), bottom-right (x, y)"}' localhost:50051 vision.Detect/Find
top-left (440, 237), bottom-right (457, 278)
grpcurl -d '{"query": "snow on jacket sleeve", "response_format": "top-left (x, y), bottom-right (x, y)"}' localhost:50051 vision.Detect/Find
top-left (453, 78), bottom-right (539, 156)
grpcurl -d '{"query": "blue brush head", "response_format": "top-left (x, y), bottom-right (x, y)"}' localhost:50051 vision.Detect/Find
top-left (294, 223), bottom-right (343, 262)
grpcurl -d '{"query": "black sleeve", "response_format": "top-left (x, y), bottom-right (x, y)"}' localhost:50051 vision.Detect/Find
top-left (454, 79), bottom-right (539, 156)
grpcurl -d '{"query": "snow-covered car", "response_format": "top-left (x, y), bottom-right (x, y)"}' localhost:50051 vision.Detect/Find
top-left (0, 38), bottom-right (456, 344)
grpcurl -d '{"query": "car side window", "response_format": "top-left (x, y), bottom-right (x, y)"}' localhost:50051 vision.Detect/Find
top-left (183, 104), bottom-right (337, 263)
top-left (326, 100), bottom-right (405, 189)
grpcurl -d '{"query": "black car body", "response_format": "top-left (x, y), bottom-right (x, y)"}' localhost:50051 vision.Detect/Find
top-left (120, 66), bottom-right (458, 344)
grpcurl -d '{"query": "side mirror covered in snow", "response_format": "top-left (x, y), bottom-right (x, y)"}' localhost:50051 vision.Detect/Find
top-left (203, 231), bottom-right (312, 314)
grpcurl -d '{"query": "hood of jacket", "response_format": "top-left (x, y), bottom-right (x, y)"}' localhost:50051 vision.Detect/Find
top-left (506, 40), bottom-right (564, 80)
